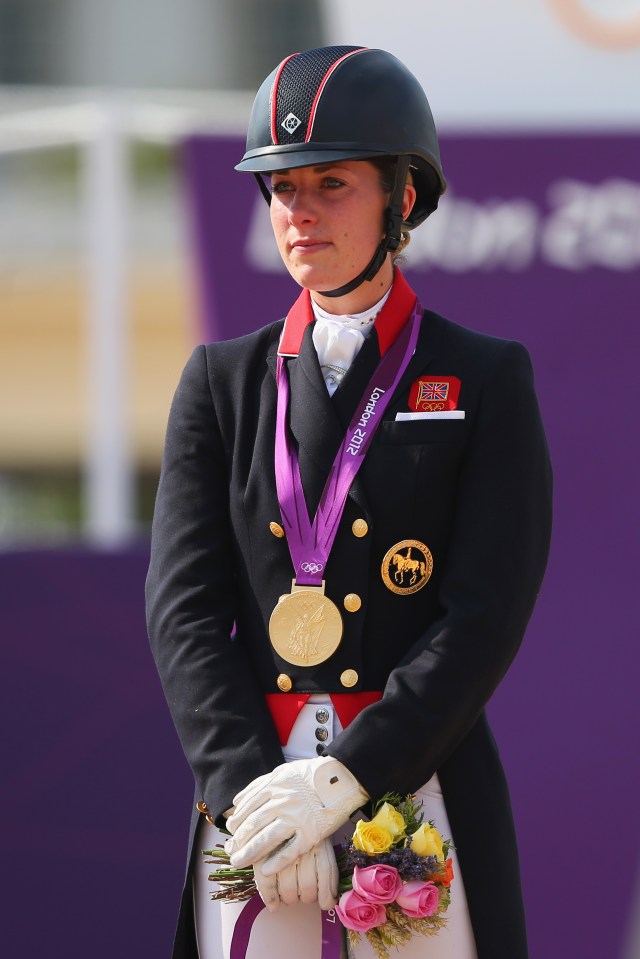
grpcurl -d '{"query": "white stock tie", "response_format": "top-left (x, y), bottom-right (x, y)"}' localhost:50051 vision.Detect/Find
top-left (311, 288), bottom-right (391, 396)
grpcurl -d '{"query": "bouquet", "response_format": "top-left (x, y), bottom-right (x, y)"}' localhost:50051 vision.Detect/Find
top-left (334, 793), bottom-right (452, 956)
top-left (204, 792), bottom-right (453, 958)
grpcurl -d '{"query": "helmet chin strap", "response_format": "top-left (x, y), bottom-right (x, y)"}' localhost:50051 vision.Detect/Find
top-left (314, 156), bottom-right (411, 299)
top-left (254, 156), bottom-right (411, 300)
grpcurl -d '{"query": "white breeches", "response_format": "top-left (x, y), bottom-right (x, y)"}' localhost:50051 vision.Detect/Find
top-left (193, 697), bottom-right (478, 958)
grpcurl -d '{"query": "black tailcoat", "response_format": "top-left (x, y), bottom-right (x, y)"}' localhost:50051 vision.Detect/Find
top-left (146, 300), bottom-right (552, 959)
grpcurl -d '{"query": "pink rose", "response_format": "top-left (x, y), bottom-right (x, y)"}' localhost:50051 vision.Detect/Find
top-left (352, 864), bottom-right (404, 904)
top-left (336, 889), bottom-right (387, 932)
top-left (396, 881), bottom-right (440, 919)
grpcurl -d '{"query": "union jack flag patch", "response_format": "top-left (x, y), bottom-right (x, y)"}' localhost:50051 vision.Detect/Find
top-left (409, 375), bottom-right (461, 412)
top-left (418, 381), bottom-right (449, 402)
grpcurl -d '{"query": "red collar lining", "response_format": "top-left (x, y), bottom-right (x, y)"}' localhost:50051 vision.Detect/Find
top-left (278, 269), bottom-right (418, 358)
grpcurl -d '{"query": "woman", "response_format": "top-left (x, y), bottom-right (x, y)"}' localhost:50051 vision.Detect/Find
top-left (146, 46), bottom-right (552, 959)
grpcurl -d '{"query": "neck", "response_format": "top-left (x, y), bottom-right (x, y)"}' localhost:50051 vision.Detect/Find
top-left (310, 258), bottom-right (394, 315)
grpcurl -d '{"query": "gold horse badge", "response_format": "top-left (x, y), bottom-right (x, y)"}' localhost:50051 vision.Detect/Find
top-left (381, 540), bottom-right (433, 595)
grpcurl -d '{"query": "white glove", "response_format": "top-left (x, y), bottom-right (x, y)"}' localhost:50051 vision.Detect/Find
top-left (225, 756), bottom-right (368, 872)
top-left (254, 838), bottom-right (338, 913)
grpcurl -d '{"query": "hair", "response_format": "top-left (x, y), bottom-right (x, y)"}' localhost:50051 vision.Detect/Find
top-left (368, 157), bottom-right (412, 257)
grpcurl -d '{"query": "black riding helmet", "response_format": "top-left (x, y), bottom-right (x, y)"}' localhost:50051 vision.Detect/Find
top-left (235, 46), bottom-right (446, 297)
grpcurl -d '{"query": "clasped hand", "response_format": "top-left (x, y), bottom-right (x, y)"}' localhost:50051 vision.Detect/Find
top-left (226, 756), bottom-right (368, 877)
top-left (253, 838), bottom-right (338, 912)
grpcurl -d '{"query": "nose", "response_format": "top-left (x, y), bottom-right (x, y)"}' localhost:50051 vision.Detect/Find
top-left (287, 186), bottom-right (319, 227)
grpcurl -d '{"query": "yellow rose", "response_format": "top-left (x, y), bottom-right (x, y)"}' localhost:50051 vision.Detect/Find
top-left (409, 823), bottom-right (444, 860)
top-left (370, 802), bottom-right (406, 840)
top-left (352, 819), bottom-right (394, 854)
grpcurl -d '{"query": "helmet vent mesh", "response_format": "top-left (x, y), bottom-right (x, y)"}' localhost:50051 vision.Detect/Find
top-left (274, 46), bottom-right (362, 145)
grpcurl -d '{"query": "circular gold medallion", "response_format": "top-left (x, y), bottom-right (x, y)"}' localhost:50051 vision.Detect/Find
top-left (343, 593), bottom-right (362, 613)
top-left (269, 589), bottom-right (343, 667)
top-left (340, 669), bottom-right (359, 688)
top-left (381, 539), bottom-right (433, 595)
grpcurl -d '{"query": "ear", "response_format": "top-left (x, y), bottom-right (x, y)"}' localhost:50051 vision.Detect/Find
top-left (402, 183), bottom-right (417, 221)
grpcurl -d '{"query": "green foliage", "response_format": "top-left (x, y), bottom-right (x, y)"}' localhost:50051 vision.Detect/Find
top-left (396, 794), bottom-right (425, 835)
top-left (203, 845), bottom-right (257, 902)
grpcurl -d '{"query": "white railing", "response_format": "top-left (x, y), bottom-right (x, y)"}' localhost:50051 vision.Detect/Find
top-left (0, 89), bottom-right (251, 546)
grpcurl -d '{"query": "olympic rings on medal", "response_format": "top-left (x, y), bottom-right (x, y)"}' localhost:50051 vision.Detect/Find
top-left (300, 562), bottom-right (324, 574)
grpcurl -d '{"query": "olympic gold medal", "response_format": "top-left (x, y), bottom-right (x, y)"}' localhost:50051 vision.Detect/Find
top-left (381, 539), bottom-right (433, 595)
top-left (269, 581), bottom-right (343, 667)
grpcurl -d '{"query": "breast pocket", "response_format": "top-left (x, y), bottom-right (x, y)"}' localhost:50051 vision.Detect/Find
top-left (375, 418), bottom-right (469, 446)
top-left (363, 420), bottom-right (467, 526)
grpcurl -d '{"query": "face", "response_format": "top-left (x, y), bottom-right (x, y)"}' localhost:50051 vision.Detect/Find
top-left (269, 160), bottom-right (405, 311)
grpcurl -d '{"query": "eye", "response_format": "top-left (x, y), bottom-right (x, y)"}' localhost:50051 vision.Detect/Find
top-left (322, 176), bottom-right (345, 189)
top-left (270, 179), bottom-right (293, 195)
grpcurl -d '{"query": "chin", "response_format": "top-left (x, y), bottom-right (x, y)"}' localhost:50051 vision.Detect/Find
top-left (288, 265), bottom-right (339, 293)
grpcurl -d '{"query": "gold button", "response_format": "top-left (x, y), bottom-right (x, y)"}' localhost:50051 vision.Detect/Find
top-left (343, 593), bottom-right (362, 613)
top-left (269, 522), bottom-right (285, 538)
top-left (196, 800), bottom-right (209, 814)
top-left (340, 669), bottom-right (359, 688)
top-left (277, 673), bottom-right (293, 692)
top-left (352, 519), bottom-right (368, 538)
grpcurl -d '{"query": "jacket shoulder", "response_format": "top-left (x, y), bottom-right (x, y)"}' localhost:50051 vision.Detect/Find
top-left (176, 319), bottom-right (284, 404)
top-left (202, 319), bottom-right (283, 369)
top-left (424, 309), bottom-right (527, 362)
top-left (422, 310), bottom-right (536, 393)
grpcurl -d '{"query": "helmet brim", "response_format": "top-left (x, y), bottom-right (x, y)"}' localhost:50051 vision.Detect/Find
top-left (235, 144), bottom-right (399, 174)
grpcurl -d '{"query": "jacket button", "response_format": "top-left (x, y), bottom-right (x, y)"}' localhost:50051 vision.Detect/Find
top-left (340, 669), bottom-right (359, 688)
top-left (343, 593), bottom-right (362, 613)
top-left (315, 726), bottom-right (329, 742)
top-left (277, 673), bottom-right (293, 692)
top-left (269, 522), bottom-right (285, 538)
top-left (196, 800), bottom-right (209, 814)
top-left (352, 519), bottom-right (368, 538)
top-left (315, 707), bottom-right (330, 724)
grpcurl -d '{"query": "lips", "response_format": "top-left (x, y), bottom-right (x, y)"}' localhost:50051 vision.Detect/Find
top-left (289, 238), bottom-right (331, 253)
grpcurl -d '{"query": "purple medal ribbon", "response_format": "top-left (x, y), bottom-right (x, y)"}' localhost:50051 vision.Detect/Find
top-left (230, 896), bottom-right (343, 959)
top-left (275, 299), bottom-right (423, 586)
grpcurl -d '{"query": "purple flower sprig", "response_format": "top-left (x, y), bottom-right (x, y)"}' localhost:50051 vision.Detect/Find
top-left (345, 842), bottom-right (439, 882)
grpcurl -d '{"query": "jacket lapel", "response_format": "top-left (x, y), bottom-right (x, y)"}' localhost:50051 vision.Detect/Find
top-left (265, 300), bottom-right (437, 518)
top-left (267, 321), bottom-right (372, 518)
top-left (331, 328), bottom-right (381, 428)
top-left (288, 324), bottom-right (344, 516)
top-left (381, 310), bottom-right (440, 419)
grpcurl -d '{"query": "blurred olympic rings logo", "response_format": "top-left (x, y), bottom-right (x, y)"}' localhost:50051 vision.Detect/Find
top-left (548, 0), bottom-right (640, 48)
top-left (301, 562), bottom-right (324, 574)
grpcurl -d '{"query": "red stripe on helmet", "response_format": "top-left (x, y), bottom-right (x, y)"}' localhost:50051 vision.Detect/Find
top-left (305, 47), bottom-right (367, 143)
top-left (270, 53), bottom-right (297, 145)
